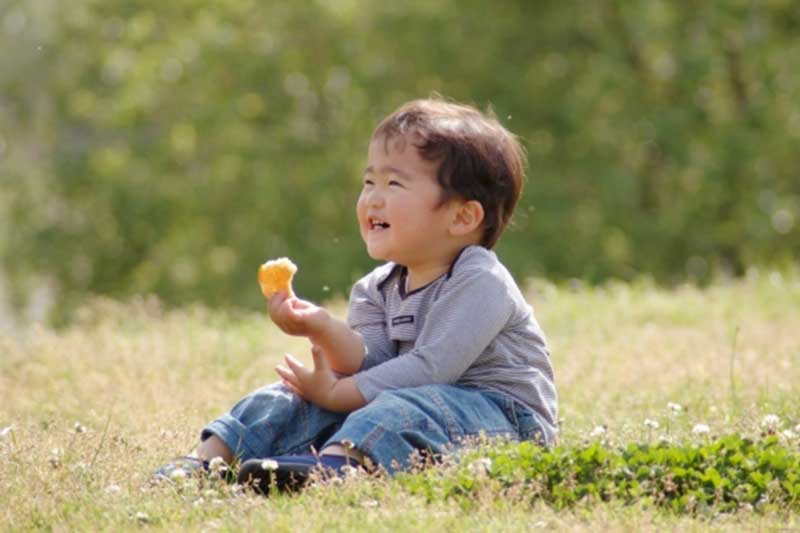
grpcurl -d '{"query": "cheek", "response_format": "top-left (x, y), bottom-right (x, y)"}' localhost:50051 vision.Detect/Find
top-left (356, 196), bottom-right (367, 220)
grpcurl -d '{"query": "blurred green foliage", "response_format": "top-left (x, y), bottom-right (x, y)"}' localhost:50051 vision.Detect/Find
top-left (1, 0), bottom-right (799, 319)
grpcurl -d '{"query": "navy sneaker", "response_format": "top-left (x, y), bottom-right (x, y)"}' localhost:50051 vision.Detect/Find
top-left (237, 454), bottom-right (356, 495)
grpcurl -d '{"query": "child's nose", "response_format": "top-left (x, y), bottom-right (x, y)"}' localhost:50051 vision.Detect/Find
top-left (364, 188), bottom-right (385, 207)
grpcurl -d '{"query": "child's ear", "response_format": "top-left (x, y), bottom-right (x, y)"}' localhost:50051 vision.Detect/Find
top-left (450, 200), bottom-right (485, 236)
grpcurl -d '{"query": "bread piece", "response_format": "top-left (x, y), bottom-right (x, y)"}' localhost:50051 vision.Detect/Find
top-left (258, 257), bottom-right (297, 299)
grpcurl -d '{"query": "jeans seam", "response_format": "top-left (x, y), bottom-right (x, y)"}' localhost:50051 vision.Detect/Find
top-left (356, 424), bottom-right (386, 461)
top-left (429, 387), bottom-right (460, 438)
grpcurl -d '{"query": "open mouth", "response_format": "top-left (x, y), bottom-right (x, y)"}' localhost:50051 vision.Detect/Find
top-left (368, 217), bottom-right (390, 230)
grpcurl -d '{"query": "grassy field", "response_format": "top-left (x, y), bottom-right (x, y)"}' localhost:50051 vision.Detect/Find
top-left (1, 272), bottom-right (799, 531)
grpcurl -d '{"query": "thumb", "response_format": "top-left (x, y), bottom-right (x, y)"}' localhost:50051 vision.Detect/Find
top-left (311, 345), bottom-right (329, 370)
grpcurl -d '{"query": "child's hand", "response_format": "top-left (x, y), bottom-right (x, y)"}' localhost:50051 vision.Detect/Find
top-left (276, 345), bottom-right (337, 407)
top-left (268, 292), bottom-right (330, 339)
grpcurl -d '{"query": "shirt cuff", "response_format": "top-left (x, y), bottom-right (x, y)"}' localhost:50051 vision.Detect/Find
top-left (353, 372), bottom-right (382, 403)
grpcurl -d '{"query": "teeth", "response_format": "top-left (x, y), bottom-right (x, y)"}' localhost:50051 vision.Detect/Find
top-left (369, 217), bottom-right (388, 229)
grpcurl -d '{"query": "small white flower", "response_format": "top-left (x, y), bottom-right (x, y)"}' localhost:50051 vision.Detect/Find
top-left (667, 402), bottom-right (682, 414)
top-left (795, 424), bottom-right (800, 434)
top-left (780, 429), bottom-right (796, 440)
top-left (169, 467), bottom-right (187, 481)
top-left (260, 459), bottom-right (279, 471)
top-left (589, 426), bottom-right (606, 437)
top-left (475, 457), bottom-right (492, 470)
top-left (49, 447), bottom-right (63, 468)
top-left (692, 423), bottom-right (711, 436)
top-left (644, 419), bottom-right (660, 430)
top-left (73, 422), bottom-right (86, 433)
top-left (342, 465), bottom-right (360, 478)
top-left (208, 456), bottom-right (227, 472)
top-left (106, 484), bottom-right (122, 494)
top-left (469, 457), bottom-right (492, 476)
top-left (0, 426), bottom-right (13, 440)
top-left (761, 414), bottom-right (782, 432)
top-left (135, 512), bottom-right (150, 523)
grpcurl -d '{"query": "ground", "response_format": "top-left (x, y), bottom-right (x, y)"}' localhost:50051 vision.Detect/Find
top-left (1, 271), bottom-right (798, 531)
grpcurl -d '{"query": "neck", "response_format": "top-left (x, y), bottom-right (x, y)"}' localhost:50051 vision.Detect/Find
top-left (404, 244), bottom-right (474, 292)
top-left (405, 262), bottom-right (451, 293)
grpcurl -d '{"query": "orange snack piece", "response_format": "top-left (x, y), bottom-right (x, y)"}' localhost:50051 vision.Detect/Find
top-left (258, 257), bottom-right (297, 299)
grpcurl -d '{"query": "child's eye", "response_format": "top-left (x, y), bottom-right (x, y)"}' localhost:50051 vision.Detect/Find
top-left (388, 180), bottom-right (402, 187)
top-left (363, 178), bottom-right (374, 186)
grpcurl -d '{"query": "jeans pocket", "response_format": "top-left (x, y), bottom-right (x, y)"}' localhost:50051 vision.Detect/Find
top-left (484, 391), bottom-right (547, 443)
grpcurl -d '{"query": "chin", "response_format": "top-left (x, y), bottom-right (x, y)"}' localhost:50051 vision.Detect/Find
top-left (363, 244), bottom-right (387, 261)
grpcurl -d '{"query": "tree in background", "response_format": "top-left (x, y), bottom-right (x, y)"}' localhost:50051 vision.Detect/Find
top-left (1, 0), bottom-right (798, 321)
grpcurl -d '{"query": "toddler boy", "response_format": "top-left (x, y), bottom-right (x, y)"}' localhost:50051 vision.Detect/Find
top-left (157, 98), bottom-right (558, 493)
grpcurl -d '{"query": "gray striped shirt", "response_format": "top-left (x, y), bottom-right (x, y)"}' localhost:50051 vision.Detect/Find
top-left (349, 245), bottom-right (558, 441)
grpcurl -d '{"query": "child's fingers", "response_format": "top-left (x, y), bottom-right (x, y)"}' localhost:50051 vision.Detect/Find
top-left (268, 292), bottom-right (287, 314)
top-left (285, 353), bottom-right (305, 368)
top-left (284, 354), bottom-right (309, 380)
top-left (276, 369), bottom-right (303, 397)
top-left (275, 364), bottom-right (301, 388)
top-left (289, 298), bottom-right (312, 310)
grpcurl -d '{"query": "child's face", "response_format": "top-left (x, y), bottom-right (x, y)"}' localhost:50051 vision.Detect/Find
top-left (357, 135), bottom-right (457, 268)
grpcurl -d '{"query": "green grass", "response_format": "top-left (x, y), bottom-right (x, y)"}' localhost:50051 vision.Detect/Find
top-left (1, 272), bottom-right (799, 531)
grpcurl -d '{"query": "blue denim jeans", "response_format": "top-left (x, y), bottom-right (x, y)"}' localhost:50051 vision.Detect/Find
top-left (202, 382), bottom-right (550, 474)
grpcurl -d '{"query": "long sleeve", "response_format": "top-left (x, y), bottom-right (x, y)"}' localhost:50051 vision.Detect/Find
top-left (347, 266), bottom-right (396, 371)
top-left (354, 266), bottom-right (513, 402)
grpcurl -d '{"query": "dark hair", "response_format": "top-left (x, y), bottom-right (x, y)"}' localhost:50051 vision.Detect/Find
top-left (372, 98), bottom-right (526, 249)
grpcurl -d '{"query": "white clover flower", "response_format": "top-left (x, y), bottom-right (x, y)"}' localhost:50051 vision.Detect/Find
top-left (761, 414), bottom-right (782, 432)
top-left (260, 459), bottom-right (279, 471)
top-left (644, 419), bottom-right (660, 430)
top-left (135, 512), bottom-right (150, 523)
top-left (589, 426), bottom-right (606, 437)
top-left (469, 457), bottom-right (492, 476)
top-left (780, 429), bottom-right (796, 440)
top-left (342, 465), bottom-right (361, 478)
top-left (692, 423), bottom-right (710, 435)
top-left (106, 484), bottom-right (122, 494)
top-left (795, 424), bottom-right (800, 434)
top-left (0, 426), bottom-right (13, 440)
top-left (208, 456), bottom-right (227, 472)
top-left (169, 467), bottom-right (187, 481)
top-left (49, 448), bottom-right (63, 468)
top-left (667, 402), bottom-right (682, 414)
top-left (73, 422), bottom-right (86, 433)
